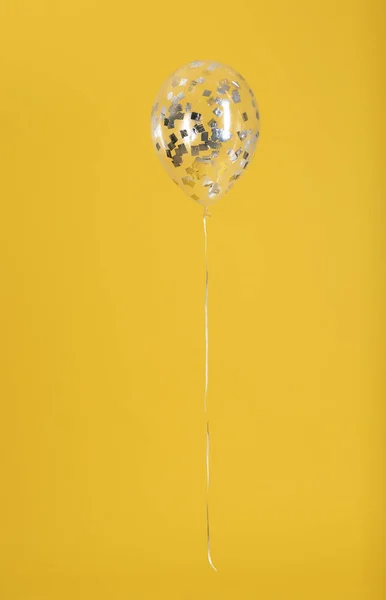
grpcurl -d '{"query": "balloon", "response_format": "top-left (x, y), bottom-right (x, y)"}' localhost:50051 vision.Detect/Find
top-left (151, 60), bottom-right (260, 211)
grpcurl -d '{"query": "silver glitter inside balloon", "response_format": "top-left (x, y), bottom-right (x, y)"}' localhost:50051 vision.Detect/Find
top-left (151, 60), bottom-right (260, 208)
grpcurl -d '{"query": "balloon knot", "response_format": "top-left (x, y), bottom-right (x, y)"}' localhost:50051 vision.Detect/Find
top-left (203, 208), bottom-right (212, 219)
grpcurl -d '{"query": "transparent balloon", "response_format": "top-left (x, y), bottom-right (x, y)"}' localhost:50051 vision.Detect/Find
top-left (151, 60), bottom-right (260, 210)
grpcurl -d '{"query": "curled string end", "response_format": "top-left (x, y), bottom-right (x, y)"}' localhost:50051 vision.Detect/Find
top-left (208, 552), bottom-right (218, 572)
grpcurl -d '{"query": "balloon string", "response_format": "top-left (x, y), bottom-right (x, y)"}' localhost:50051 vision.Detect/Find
top-left (203, 211), bottom-right (218, 572)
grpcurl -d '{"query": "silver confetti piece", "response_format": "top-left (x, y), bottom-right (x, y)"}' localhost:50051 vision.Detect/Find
top-left (182, 177), bottom-right (195, 187)
top-left (217, 80), bottom-right (230, 94)
top-left (203, 178), bottom-right (214, 187)
top-left (227, 149), bottom-right (237, 163)
top-left (232, 90), bottom-right (241, 103)
top-left (208, 182), bottom-right (220, 198)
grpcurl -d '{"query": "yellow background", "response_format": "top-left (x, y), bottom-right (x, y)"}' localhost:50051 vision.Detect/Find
top-left (0, 1), bottom-right (384, 599)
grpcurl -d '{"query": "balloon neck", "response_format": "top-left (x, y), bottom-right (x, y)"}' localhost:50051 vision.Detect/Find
top-left (203, 208), bottom-right (211, 219)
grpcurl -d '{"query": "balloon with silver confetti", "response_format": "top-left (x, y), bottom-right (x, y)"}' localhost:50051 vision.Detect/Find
top-left (151, 60), bottom-right (260, 210)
